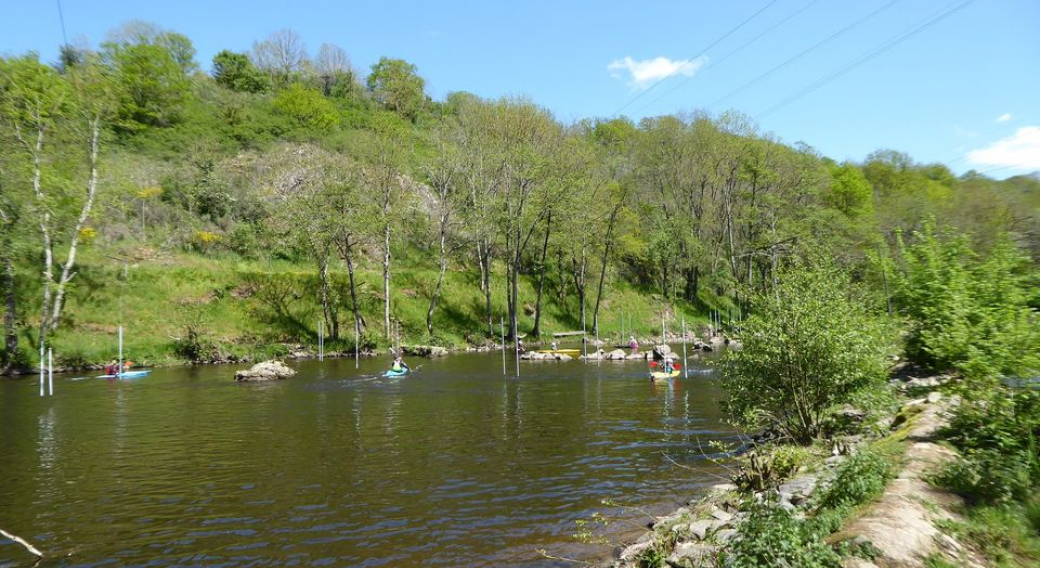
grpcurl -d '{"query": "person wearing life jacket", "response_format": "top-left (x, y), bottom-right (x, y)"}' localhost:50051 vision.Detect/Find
top-left (105, 360), bottom-right (118, 376)
top-left (391, 355), bottom-right (409, 373)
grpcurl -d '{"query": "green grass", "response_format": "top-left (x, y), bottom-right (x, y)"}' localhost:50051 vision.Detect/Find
top-left (17, 246), bottom-right (711, 369)
top-left (936, 501), bottom-right (1040, 567)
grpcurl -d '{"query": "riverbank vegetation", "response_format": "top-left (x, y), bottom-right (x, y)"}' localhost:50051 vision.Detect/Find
top-left (1, 22), bottom-right (1037, 374)
top-left (0, 18), bottom-right (1038, 568)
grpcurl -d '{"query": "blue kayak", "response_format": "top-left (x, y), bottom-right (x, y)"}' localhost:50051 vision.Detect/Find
top-left (95, 370), bottom-right (151, 379)
top-left (383, 368), bottom-right (409, 378)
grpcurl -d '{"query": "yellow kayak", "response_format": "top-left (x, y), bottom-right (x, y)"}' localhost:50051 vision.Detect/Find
top-left (649, 369), bottom-right (681, 380)
top-left (536, 349), bottom-right (581, 355)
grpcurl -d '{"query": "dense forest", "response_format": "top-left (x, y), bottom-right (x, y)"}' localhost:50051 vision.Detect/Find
top-left (1, 21), bottom-right (1038, 372)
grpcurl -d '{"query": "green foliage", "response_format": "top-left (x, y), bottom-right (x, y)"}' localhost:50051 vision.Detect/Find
top-left (273, 83), bottom-right (339, 130)
top-left (894, 223), bottom-right (1039, 379)
top-left (815, 450), bottom-right (894, 510)
top-left (636, 543), bottom-right (668, 568)
top-left (937, 502), bottom-right (1040, 567)
top-left (826, 163), bottom-right (874, 219)
top-left (718, 265), bottom-right (892, 444)
top-left (367, 57), bottom-right (427, 120)
top-left (104, 41), bottom-right (193, 131)
top-left (212, 50), bottom-right (271, 93)
top-left (732, 446), bottom-right (802, 492)
top-left (937, 389), bottom-right (1040, 504)
top-left (726, 503), bottom-right (843, 568)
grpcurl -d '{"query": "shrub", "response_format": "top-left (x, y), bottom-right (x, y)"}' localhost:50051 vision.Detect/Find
top-left (726, 503), bottom-right (842, 568)
top-left (937, 389), bottom-right (1040, 504)
top-left (894, 224), bottom-right (1040, 379)
top-left (718, 266), bottom-right (892, 444)
top-left (816, 450), bottom-right (893, 510)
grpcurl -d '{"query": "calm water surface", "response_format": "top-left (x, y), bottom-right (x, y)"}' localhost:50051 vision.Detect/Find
top-left (0, 350), bottom-right (738, 567)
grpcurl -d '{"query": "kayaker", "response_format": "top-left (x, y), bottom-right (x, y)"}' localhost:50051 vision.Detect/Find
top-left (391, 355), bottom-right (409, 373)
top-left (105, 360), bottom-right (118, 375)
top-left (629, 335), bottom-right (639, 354)
top-left (663, 357), bottom-right (674, 373)
top-left (550, 340), bottom-right (559, 351)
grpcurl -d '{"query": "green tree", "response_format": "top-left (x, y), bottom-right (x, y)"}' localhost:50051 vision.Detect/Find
top-left (367, 57), bottom-right (427, 121)
top-left (826, 163), bottom-right (874, 218)
top-left (272, 84), bottom-right (339, 130)
top-left (212, 50), bottom-right (271, 93)
top-left (718, 265), bottom-right (891, 444)
top-left (103, 41), bottom-right (193, 131)
top-left (894, 223), bottom-right (1039, 379)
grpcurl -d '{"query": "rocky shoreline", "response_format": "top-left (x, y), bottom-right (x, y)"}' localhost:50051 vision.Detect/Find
top-left (603, 389), bottom-right (982, 568)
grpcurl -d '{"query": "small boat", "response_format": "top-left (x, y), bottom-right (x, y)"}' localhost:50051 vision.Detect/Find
top-left (649, 369), bottom-right (681, 381)
top-left (383, 368), bottom-right (409, 378)
top-left (95, 370), bottom-right (151, 380)
top-left (535, 349), bottom-right (581, 355)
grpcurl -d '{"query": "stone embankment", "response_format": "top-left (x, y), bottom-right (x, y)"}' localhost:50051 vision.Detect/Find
top-left (610, 391), bottom-right (982, 568)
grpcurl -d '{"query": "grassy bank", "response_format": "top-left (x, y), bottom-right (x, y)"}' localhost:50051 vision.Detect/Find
top-left (11, 246), bottom-right (713, 371)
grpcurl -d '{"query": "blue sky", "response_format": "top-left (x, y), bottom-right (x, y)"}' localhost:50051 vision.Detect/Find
top-left (2, 0), bottom-right (1037, 177)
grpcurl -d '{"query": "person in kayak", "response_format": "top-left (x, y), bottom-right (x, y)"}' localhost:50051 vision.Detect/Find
top-left (550, 340), bottom-right (559, 351)
top-left (391, 355), bottom-right (409, 373)
top-left (105, 360), bottom-right (118, 375)
top-left (663, 356), bottom-right (675, 374)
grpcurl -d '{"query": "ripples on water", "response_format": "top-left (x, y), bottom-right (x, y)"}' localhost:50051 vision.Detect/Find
top-left (0, 351), bottom-right (740, 567)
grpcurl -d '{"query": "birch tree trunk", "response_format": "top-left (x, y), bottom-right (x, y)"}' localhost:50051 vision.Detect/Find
top-left (426, 209), bottom-right (450, 335)
top-left (50, 116), bottom-right (101, 331)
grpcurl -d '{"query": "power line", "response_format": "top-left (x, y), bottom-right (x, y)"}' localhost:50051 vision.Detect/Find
top-left (633, 0), bottom-right (823, 117)
top-left (706, 0), bottom-right (905, 111)
top-left (610, 0), bottom-right (782, 117)
top-left (55, 0), bottom-right (68, 47)
top-left (757, 0), bottom-right (976, 119)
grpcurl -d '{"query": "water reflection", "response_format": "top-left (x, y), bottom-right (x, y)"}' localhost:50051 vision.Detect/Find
top-left (0, 351), bottom-right (739, 567)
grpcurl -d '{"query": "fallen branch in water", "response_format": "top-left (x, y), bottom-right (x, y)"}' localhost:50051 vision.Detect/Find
top-left (0, 528), bottom-right (43, 558)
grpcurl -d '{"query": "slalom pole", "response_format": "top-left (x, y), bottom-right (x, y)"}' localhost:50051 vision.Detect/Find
top-left (39, 344), bottom-right (44, 397)
top-left (354, 318), bottom-right (359, 369)
top-left (118, 326), bottom-right (123, 379)
top-left (513, 316), bottom-right (520, 378)
top-left (48, 348), bottom-right (53, 396)
top-left (501, 317), bottom-right (506, 376)
top-left (682, 318), bottom-right (688, 379)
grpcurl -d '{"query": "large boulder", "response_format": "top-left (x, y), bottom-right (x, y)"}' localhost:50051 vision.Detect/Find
top-left (652, 344), bottom-right (672, 360)
top-left (606, 349), bottom-right (628, 361)
top-left (235, 360), bottom-right (296, 381)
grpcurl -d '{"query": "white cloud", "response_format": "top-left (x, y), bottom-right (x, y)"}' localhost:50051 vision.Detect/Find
top-left (996, 113), bottom-right (1012, 123)
top-left (608, 56), bottom-right (708, 90)
top-left (967, 127), bottom-right (1040, 170)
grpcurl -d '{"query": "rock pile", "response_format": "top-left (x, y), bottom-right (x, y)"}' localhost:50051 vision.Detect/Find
top-left (234, 360), bottom-right (296, 381)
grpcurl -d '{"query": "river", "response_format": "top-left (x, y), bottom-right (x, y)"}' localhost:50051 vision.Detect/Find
top-left (0, 349), bottom-right (739, 567)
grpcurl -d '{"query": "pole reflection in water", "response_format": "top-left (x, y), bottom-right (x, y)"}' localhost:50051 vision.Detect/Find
top-left (0, 351), bottom-right (739, 568)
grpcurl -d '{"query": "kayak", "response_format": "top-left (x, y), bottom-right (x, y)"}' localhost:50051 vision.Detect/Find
top-left (536, 349), bottom-right (580, 355)
top-left (649, 369), bottom-right (681, 381)
top-left (95, 370), bottom-right (151, 379)
top-left (384, 368), bottom-right (409, 378)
